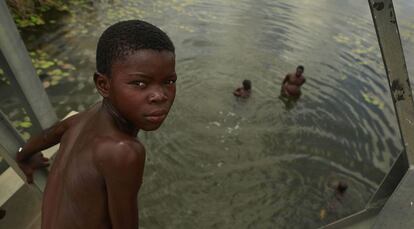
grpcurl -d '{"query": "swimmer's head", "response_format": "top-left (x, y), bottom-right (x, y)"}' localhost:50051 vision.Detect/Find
top-left (94, 20), bottom-right (176, 131)
top-left (296, 65), bottom-right (304, 76)
top-left (243, 80), bottom-right (252, 90)
top-left (336, 181), bottom-right (348, 195)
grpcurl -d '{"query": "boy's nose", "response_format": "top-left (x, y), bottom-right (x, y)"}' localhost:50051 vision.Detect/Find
top-left (148, 89), bottom-right (168, 103)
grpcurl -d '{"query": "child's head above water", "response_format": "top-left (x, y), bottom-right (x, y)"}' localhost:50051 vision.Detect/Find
top-left (94, 20), bottom-right (177, 131)
top-left (242, 79), bottom-right (252, 90)
top-left (296, 65), bottom-right (304, 76)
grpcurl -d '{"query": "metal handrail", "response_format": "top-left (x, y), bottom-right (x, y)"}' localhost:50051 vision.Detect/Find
top-left (324, 0), bottom-right (414, 227)
top-left (0, 1), bottom-right (56, 195)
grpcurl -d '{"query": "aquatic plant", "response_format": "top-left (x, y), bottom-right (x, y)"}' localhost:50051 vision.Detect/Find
top-left (6, 0), bottom-right (99, 28)
top-left (0, 68), bottom-right (11, 85)
top-left (362, 92), bottom-right (384, 110)
top-left (29, 50), bottom-right (76, 88)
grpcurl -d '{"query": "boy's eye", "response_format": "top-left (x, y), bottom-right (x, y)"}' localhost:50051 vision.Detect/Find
top-left (133, 81), bottom-right (147, 88)
top-left (165, 79), bottom-right (177, 85)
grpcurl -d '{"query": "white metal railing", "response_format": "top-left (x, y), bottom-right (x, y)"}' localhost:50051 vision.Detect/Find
top-left (0, 0), bottom-right (56, 195)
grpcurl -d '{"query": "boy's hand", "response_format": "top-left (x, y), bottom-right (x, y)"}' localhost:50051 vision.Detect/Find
top-left (17, 153), bottom-right (50, 184)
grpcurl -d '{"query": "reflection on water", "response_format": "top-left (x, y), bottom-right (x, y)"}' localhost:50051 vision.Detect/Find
top-left (1, 0), bottom-right (414, 228)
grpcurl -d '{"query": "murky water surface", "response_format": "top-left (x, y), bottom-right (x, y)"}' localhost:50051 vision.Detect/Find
top-left (1, 0), bottom-right (414, 228)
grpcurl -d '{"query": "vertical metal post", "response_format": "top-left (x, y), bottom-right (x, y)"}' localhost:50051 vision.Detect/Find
top-left (323, 1), bottom-right (414, 227)
top-left (0, 111), bottom-right (47, 195)
top-left (369, 0), bottom-right (414, 163)
top-left (0, 1), bottom-right (55, 196)
top-left (0, 1), bottom-right (57, 132)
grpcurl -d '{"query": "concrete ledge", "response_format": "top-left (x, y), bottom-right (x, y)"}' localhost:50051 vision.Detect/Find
top-left (372, 168), bottom-right (414, 228)
top-left (0, 185), bottom-right (41, 229)
top-left (0, 168), bottom-right (24, 206)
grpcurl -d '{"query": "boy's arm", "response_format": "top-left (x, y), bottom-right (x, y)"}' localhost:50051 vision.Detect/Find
top-left (16, 113), bottom-right (81, 183)
top-left (95, 140), bottom-right (146, 229)
top-left (16, 113), bottom-right (81, 162)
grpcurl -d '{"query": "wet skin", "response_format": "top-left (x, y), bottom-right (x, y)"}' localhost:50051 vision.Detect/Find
top-left (281, 68), bottom-right (306, 97)
top-left (233, 87), bottom-right (251, 98)
top-left (16, 49), bottom-right (176, 229)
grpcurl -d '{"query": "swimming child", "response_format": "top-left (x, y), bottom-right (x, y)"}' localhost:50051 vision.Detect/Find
top-left (233, 79), bottom-right (252, 98)
top-left (16, 20), bottom-right (177, 229)
top-left (0, 208), bottom-right (5, 220)
top-left (334, 181), bottom-right (348, 200)
top-left (281, 65), bottom-right (306, 98)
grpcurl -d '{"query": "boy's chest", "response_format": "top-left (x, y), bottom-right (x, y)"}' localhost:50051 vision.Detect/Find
top-left (288, 75), bottom-right (303, 84)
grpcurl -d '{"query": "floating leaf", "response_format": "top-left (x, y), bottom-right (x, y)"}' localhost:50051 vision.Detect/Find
top-left (357, 61), bottom-right (370, 65)
top-left (50, 80), bottom-right (59, 86)
top-left (21, 132), bottom-right (31, 141)
top-left (48, 69), bottom-right (63, 76)
top-left (39, 60), bottom-right (55, 69)
top-left (62, 72), bottom-right (70, 77)
top-left (362, 92), bottom-right (384, 109)
top-left (20, 121), bottom-right (32, 128)
top-left (352, 46), bottom-right (375, 55)
top-left (52, 75), bottom-right (63, 81)
top-left (29, 15), bottom-right (45, 25)
top-left (333, 34), bottom-right (350, 44)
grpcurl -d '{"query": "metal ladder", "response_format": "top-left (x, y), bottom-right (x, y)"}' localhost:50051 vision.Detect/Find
top-left (0, 0), bottom-right (413, 228)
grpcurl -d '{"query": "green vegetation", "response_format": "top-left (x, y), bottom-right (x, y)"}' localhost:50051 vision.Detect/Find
top-left (6, 0), bottom-right (71, 28)
top-left (6, 0), bottom-right (95, 28)
top-left (11, 110), bottom-right (32, 140)
top-left (0, 68), bottom-right (10, 85)
top-left (362, 92), bottom-right (385, 110)
top-left (29, 50), bottom-right (77, 88)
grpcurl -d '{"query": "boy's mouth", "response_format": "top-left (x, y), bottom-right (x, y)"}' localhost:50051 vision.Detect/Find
top-left (144, 110), bottom-right (167, 123)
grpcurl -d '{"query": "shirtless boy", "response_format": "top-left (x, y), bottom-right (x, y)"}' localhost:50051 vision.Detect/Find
top-left (233, 79), bottom-right (252, 98)
top-left (16, 20), bottom-right (177, 229)
top-left (281, 65), bottom-right (306, 98)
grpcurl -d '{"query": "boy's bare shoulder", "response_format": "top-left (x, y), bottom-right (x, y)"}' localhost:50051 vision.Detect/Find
top-left (92, 136), bottom-right (146, 177)
top-left (58, 102), bottom-right (101, 131)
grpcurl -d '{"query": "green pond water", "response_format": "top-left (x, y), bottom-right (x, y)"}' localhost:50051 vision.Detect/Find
top-left (1, 0), bottom-right (414, 228)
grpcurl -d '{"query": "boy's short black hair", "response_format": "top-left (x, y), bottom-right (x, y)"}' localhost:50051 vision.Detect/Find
top-left (297, 65), bottom-right (304, 71)
top-left (96, 20), bottom-right (175, 76)
top-left (243, 80), bottom-right (252, 90)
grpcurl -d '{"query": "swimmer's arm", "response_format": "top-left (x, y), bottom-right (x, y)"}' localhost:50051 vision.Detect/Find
top-left (282, 74), bottom-right (289, 85)
top-left (95, 141), bottom-right (146, 229)
top-left (16, 113), bottom-right (81, 162)
top-left (233, 88), bottom-right (242, 96)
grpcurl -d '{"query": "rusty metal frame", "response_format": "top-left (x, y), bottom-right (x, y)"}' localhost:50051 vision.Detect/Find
top-left (324, 0), bottom-right (414, 227)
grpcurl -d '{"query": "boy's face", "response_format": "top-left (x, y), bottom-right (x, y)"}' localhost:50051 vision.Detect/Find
top-left (108, 50), bottom-right (176, 131)
top-left (296, 68), bottom-right (303, 76)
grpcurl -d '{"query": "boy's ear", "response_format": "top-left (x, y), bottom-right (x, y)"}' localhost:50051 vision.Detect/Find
top-left (94, 72), bottom-right (110, 98)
